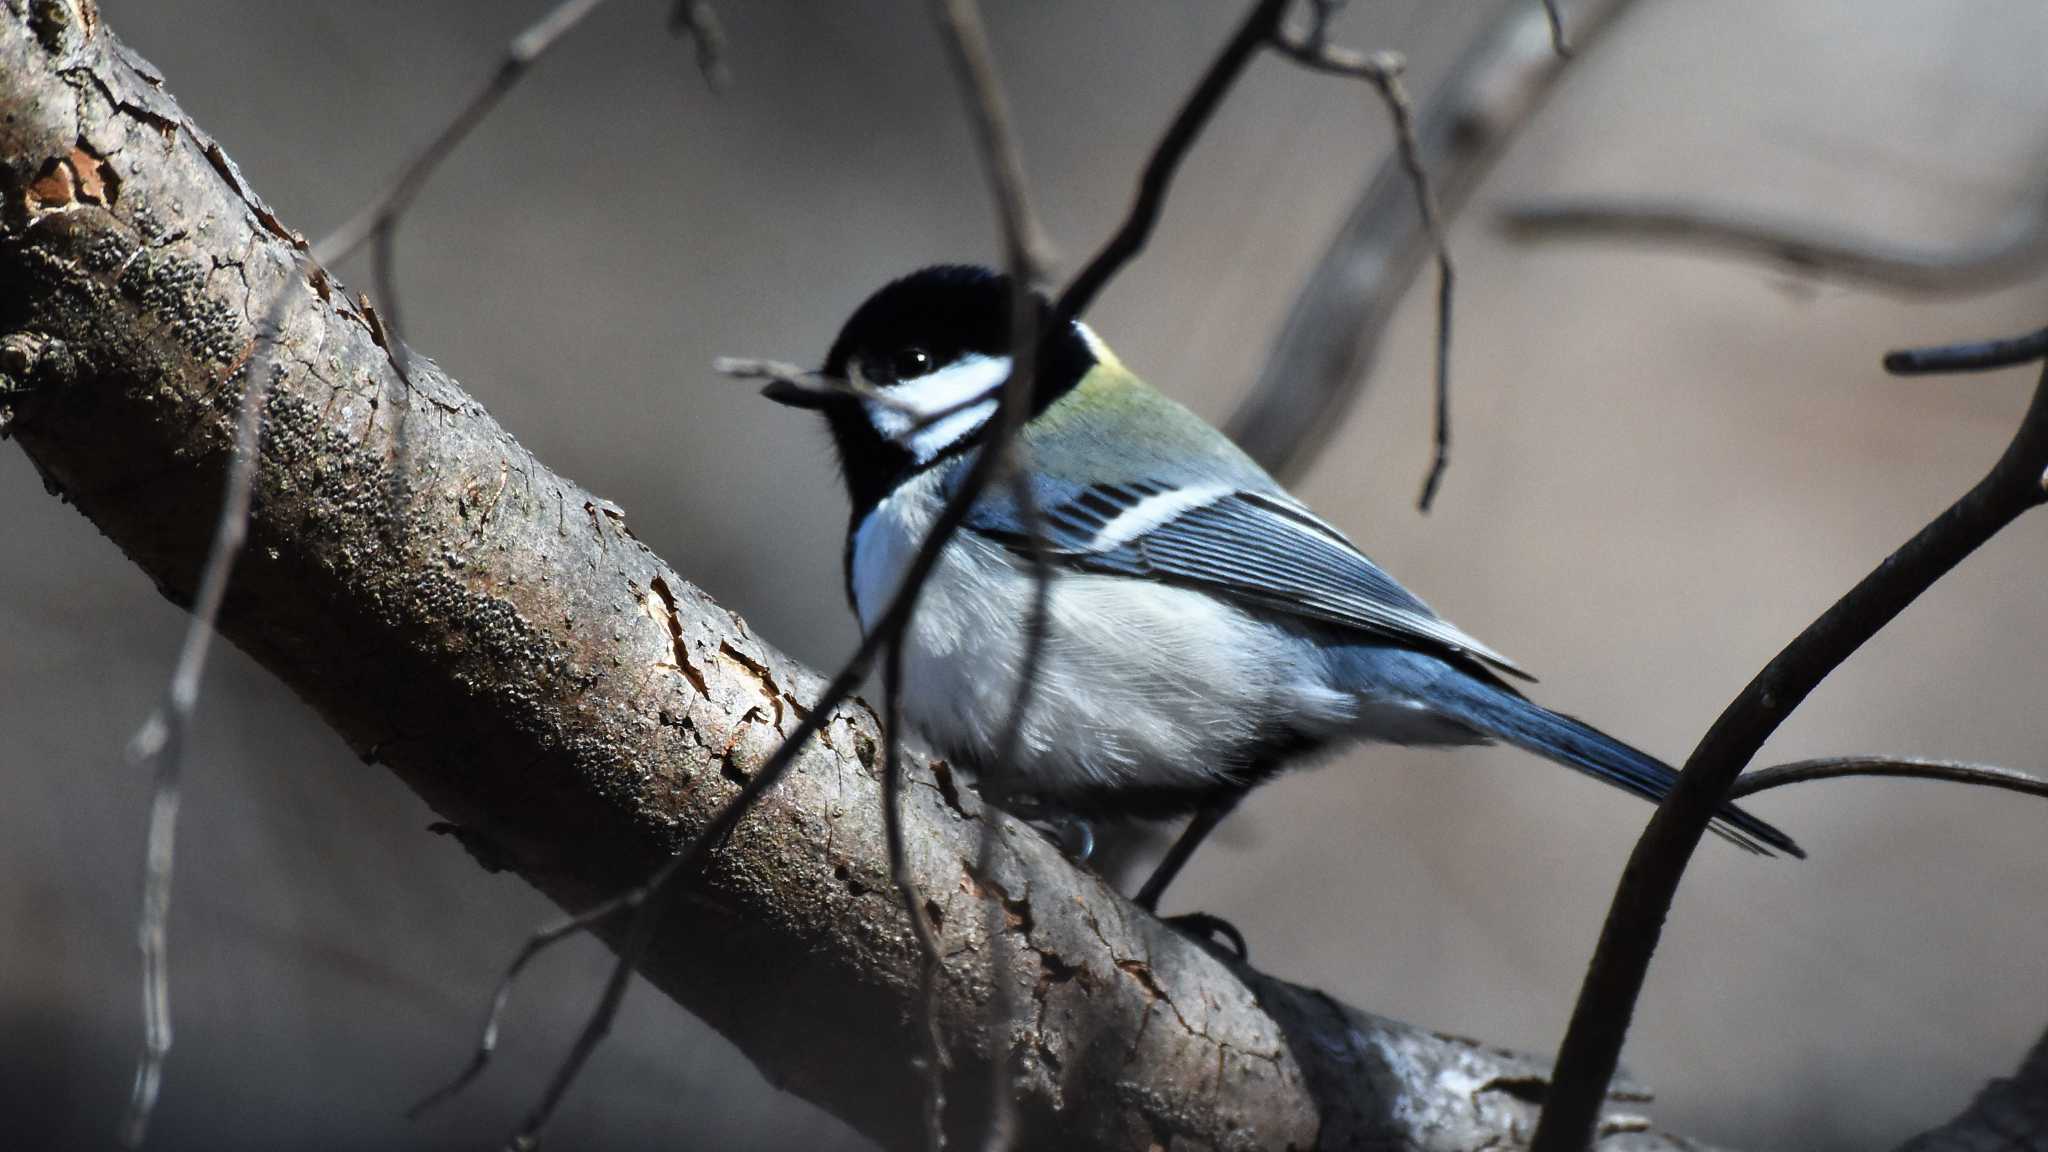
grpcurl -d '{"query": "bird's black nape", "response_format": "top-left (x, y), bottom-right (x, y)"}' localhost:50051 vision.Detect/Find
top-left (797, 264), bottom-right (1097, 521)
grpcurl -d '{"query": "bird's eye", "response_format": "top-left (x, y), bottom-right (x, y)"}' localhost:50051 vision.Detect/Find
top-left (889, 347), bottom-right (934, 381)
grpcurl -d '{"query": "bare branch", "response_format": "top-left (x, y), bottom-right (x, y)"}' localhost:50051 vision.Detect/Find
top-left (1886, 326), bottom-right (2048, 376)
top-left (1540, 0), bottom-right (1574, 57)
top-left (712, 356), bottom-right (930, 420)
top-left (1893, 1027), bottom-right (2048, 1152)
top-left (1052, 0), bottom-right (1290, 324)
top-left (115, 1), bottom-right (713, 1138)
top-left (669, 0), bottom-right (731, 92)
top-left (313, 0), bottom-right (612, 268)
top-left (1269, 36), bottom-right (1457, 509)
top-left (882, 640), bottom-right (949, 1152)
top-left (1533, 338), bottom-right (2048, 1152)
top-left (1229, 0), bottom-right (1639, 482)
top-left (119, 287), bottom-right (287, 1147)
top-left (925, 3), bottom-right (1055, 1144)
top-left (930, 0), bottom-right (1054, 278)
top-left (1498, 192), bottom-right (2048, 295)
top-left (406, 888), bottom-right (643, 1119)
top-left (9, 16), bottom-right (2046, 1149)
top-left (311, 0), bottom-right (619, 380)
top-left (1730, 756), bottom-right (2048, 803)
top-left (497, 0), bottom-right (1071, 1112)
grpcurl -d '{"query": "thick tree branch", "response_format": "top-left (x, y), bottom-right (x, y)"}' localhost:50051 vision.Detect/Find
top-left (0, 9), bottom-right (2040, 1151)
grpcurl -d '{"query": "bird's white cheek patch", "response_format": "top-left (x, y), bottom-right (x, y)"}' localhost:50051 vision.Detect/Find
top-left (865, 354), bottom-right (1011, 462)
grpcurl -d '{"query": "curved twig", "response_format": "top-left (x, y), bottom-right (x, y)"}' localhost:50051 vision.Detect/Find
top-left (13, 18), bottom-right (2048, 1146)
top-left (486, 0), bottom-right (1080, 1134)
top-left (668, 1), bottom-right (730, 92)
top-left (1051, 0), bottom-right (1288, 325)
top-left (1731, 756), bottom-right (2048, 802)
top-left (1533, 338), bottom-right (2048, 1152)
top-left (314, 0), bottom-right (729, 381)
top-left (1228, 0), bottom-right (1639, 482)
top-left (1498, 192), bottom-right (2048, 296)
top-left (406, 887), bottom-right (643, 1119)
top-left (924, 3), bottom-right (1056, 1144)
top-left (881, 638), bottom-right (949, 1152)
top-left (120, 268), bottom-right (299, 1149)
top-left (1886, 326), bottom-right (2048, 376)
top-left (1540, 0), bottom-right (1574, 57)
top-left (1271, 38), bottom-right (1457, 510)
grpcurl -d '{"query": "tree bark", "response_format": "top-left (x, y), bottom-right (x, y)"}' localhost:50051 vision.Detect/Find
top-left (0, 5), bottom-right (2037, 1149)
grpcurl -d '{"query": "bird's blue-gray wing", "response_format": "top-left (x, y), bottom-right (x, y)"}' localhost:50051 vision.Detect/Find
top-left (965, 481), bottom-right (1532, 681)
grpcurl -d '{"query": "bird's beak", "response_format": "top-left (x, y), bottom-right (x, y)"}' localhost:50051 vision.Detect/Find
top-left (760, 378), bottom-right (829, 409)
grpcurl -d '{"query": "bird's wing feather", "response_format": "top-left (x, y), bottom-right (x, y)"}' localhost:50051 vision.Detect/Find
top-left (966, 480), bottom-right (1532, 680)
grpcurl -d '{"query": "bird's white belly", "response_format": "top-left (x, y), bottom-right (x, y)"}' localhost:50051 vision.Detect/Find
top-left (850, 472), bottom-right (1363, 801)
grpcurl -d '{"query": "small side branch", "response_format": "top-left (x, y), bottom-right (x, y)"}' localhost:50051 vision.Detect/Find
top-left (924, 3), bottom-right (1055, 1144)
top-left (315, 0), bottom-right (725, 375)
top-left (1269, 35), bottom-right (1456, 509)
top-left (1533, 334), bottom-right (2048, 1152)
top-left (9, 14), bottom-right (2048, 1149)
top-left (1885, 326), bottom-right (2048, 376)
top-left (1540, 0), bottom-right (1574, 56)
top-left (1228, 0), bottom-right (1639, 482)
top-left (1052, 0), bottom-right (1290, 324)
top-left (119, 270), bottom-right (298, 1149)
top-left (1498, 193), bottom-right (2048, 296)
top-left (1731, 756), bottom-right (2048, 803)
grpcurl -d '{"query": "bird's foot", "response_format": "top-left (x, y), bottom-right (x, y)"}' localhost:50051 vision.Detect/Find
top-left (1027, 815), bottom-right (1096, 864)
top-left (1160, 911), bottom-right (1248, 962)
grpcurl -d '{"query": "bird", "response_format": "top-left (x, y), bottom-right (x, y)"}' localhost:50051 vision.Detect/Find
top-left (761, 264), bottom-right (1800, 914)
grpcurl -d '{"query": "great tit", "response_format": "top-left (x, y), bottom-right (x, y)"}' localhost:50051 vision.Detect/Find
top-left (765, 264), bottom-right (1800, 911)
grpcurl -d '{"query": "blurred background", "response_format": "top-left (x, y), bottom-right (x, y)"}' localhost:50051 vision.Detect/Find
top-left (5, 1), bottom-right (2046, 1148)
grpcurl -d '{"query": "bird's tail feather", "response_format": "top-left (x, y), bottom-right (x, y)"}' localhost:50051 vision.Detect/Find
top-left (1407, 662), bottom-right (1804, 859)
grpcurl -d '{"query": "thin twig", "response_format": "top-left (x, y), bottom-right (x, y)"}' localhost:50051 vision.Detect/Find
top-left (406, 886), bottom-right (644, 1118)
top-left (1497, 194), bottom-right (2048, 296)
top-left (1229, 0), bottom-right (1637, 483)
top-left (314, 0), bottom-right (611, 267)
top-left (925, 2), bottom-right (1054, 1144)
top-left (1271, 40), bottom-right (1457, 510)
top-left (1540, 0), bottom-right (1574, 57)
top-left (458, 0), bottom-right (1250, 1134)
top-left (1052, 0), bottom-right (1291, 325)
top-left (489, 281), bottom-right (1056, 1151)
top-left (882, 639), bottom-right (949, 1152)
top-left (312, 0), bottom-right (619, 379)
top-left (1730, 756), bottom-right (2048, 803)
top-left (668, 0), bottom-right (731, 92)
top-left (1532, 340), bottom-right (2048, 1152)
top-left (713, 356), bottom-right (993, 429)
top-left (369, 219), bottom-right (412, 382)
top-left (975, 467), bottom-right (1051, 1152)
top-left (1885, 326), bottom-right (2048, 376)
top-left (121, 267), bottom-right (300, 1148)
top-left (483, 580), bottom-right (914, 1142)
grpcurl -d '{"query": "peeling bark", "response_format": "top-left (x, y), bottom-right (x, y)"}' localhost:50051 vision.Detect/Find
top-left (0, 6), bottom-right (2039, 1150)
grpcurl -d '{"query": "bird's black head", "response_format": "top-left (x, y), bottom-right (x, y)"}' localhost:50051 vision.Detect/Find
top-left (765, 264), bottom-right (1095, 518)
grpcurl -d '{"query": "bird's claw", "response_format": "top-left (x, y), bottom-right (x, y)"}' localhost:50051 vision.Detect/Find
top-left (1161, 911), bottom-right (1248, 961)
top-left (1028, 815), bottom-right (1096, 863)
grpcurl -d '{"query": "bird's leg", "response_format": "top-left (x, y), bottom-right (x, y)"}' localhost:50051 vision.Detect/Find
top-left (1132, 786), bottom-right (1247, 912)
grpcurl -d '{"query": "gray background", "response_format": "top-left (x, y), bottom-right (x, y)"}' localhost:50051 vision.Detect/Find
top-left (4, 2), bottom-right (2046, 1149)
